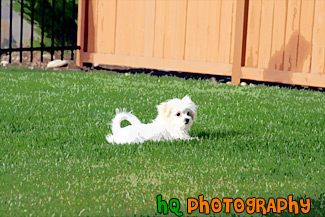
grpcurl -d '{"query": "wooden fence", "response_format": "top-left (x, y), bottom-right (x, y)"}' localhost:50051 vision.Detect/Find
top-left (77, 0), bottom-right (325, 88)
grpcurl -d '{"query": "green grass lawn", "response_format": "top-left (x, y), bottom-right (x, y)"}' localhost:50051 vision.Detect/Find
top-left (0, 67), bottom-right (324, 216)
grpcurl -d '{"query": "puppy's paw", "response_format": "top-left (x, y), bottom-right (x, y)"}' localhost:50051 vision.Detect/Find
top-left (106, 134), bottom-right (114, 143)
top-left (190, 136), bottom-right (199, 141)
top-left (181, 136), bottom-right (199, 141)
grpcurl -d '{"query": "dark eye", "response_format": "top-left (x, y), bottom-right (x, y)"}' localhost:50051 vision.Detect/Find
top-left (176, 113), bottom-right (180, 116)
top-left (187, 112), bottom-right (190, 116)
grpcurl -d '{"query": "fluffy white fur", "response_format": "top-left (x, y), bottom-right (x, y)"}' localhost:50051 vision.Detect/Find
top-left (106, 95), bottom-right (197, 144)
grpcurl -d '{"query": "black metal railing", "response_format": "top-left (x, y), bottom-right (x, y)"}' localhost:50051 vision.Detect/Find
top-left (0, 0), bottom-right (80, 64)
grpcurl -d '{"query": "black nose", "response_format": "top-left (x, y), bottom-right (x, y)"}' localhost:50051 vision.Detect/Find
top-left (185, 118), bottom-right (189, 124)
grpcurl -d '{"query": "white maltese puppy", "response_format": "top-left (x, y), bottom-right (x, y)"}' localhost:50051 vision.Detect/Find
top-left (106, 95), bottom-right (197, 144)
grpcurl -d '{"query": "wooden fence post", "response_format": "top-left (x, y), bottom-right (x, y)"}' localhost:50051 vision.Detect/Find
top-left (231, 0), bottom-right (248, 84)
top-left (76, 0), bottom-right (87, 67)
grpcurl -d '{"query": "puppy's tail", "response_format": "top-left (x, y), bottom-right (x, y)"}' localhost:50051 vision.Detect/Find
top-left (110, 108), bottom-right (141, 135)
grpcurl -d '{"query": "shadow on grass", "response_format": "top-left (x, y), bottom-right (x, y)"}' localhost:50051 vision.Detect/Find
top-left (194, 129), bottom-right (244, 140)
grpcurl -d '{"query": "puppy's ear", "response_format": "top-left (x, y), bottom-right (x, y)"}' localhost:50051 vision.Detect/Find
top-left (182, 95), bottom-right (197, 121)
top-left (157, 102), bottom-right (172, 119)
top-left (182, 95), bottom-right (191, 103)
top-left (189, 110), bottom-right (197, 121)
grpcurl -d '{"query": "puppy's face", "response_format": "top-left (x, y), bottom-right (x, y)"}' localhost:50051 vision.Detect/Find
top-left (157, 95), bottom-right (197, 131)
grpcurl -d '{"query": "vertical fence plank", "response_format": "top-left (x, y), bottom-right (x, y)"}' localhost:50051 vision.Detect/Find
top-left (218, 0), bottom-right (235, 64)
top-left (116, 0), bottom-right (134, 55)
top-left (206, 0), bottom-right (222, 63)
top-left (185, 0), bottom-right (209, 61)
top-left (184, 0), bottom-right (197, 61)
top-left (144, 0), bottom-right (156, 57)
top-left (87, 0), bottom-right (98, 53)
top-left (163, 0), bottom-right (187, 59)
top-left (76, 0), bottom-right (87, 66)
top-left (297, 0), bottom-right (314, 73)
top-left (230, 0), bottom-right (237, 64)
top-left (153, 0), bottom-right (187, 59)
top-left (245, 0), bottom-right (262, 67)
top-left (97, 0), bottom-right (116, 55)
top-left (258, 0), bottom-right (274, 69)
top-left (153, 0), bottom-right (166, 58)
top-left (269, 0), bottom-right (287, 70)
top-left (133, 0), bottom-right (146, 56)
top-left (231, 0), bottom-right (246, 84)
top-left (283, 0), bottom-right (301, 72)
top-left (311, 0), bottom-right (325, 74)
top-left (115, 0), bottom-right (146, 56)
